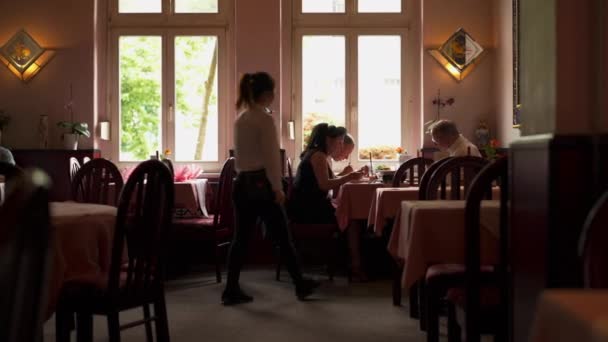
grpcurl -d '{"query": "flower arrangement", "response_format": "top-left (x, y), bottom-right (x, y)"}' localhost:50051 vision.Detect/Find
top-left (482, 139), bottom-right (500, 160)
top-left (0, 110), bottom-right (11, 130)
top-left (57, 84), bottom-right (90, 138)
top-left (174, 165), bottom-right (204, 182)
top-left (395, 147), bottom-right (404, 154)
top-left (162, 149), bottom-right (172, 159)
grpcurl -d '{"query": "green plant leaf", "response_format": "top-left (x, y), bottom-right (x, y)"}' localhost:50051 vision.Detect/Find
top-left (73, 123), bottom-right (90, 137)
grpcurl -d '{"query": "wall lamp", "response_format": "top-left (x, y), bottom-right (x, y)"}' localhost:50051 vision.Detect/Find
top-left (0, 30), bottom-right (55, 82)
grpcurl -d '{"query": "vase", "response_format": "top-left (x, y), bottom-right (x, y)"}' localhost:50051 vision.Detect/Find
top-left (63, 133), bottom-right (79, 150)
top-left (38, 115), bottom-right (49, 149)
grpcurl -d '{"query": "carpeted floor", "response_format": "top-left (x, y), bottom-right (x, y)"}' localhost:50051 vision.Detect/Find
top-left (43, 269), bottom-right (430, 341)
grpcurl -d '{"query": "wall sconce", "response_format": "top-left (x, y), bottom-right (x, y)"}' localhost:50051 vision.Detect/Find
top-left (288, 120), bottom-right (295, 141)
top-left (100, 121), bottom-right (111, 140)
top-left (428, 28), bottom-right (485, 82)
top-left (0, 30), bottom-right (55, 82)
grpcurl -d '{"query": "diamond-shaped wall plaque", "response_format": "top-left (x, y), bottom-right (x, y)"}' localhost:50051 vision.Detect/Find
top-left (429, 28), bottom-right (485, 82)
top-left (1, 30), bottom-right (44, 72)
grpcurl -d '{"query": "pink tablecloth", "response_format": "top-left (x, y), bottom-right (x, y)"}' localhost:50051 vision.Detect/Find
top-left (389, 200), bottom-right (500, 290)
top-left (334, 181), bottom-right (385, 231)
top-left (47, 201), bottom-right (117, 319)
top-left (530, 290), bottom-right (608, 342)
top-left (368, 187), bottom-right (420, 236)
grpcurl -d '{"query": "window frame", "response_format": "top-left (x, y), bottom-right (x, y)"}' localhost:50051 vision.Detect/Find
top-left (293, 0), bottom-right (410, 168)
top-left (108, 0), bottom-right (233, 170)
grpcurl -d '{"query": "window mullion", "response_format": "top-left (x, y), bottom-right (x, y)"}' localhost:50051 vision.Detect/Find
top-left (348, 32), bottom-right (359, 162)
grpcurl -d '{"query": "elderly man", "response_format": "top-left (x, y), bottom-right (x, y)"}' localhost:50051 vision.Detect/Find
top-left (430, 120), bottom-right (481, 157)
top-left (0, 146), bottom-right (15, 165)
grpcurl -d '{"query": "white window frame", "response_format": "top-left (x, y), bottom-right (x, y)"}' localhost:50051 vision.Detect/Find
top-left (108, 0), bottom-right (233, 170)
top-left (292, 0), bottom-right (410, 169)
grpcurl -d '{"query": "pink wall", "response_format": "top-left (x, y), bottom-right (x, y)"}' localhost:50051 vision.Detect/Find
top-left (494, 0), bottom-right (520, 144)
top-left (422, 0), bottom-right (497, 147)
top-left (0, 0), bottom-right (95, 149)
top-left (235, 0), bottom-right (281, 136)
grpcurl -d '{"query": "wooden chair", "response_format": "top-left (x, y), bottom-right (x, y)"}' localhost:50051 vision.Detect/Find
top-left (276, 157), bottom-right (338, 281)
top-left (418, 157), bottom-right (454, 200)
top-left (392, 157), bottom-right (434, 187)
top-left (392, 157), bottom-right (452, 315)
top-left (56, 159), bottom-right (175, 342)
top-left (579, 189), bottom-right (608, 288)
top-left (71, 158), bottom-right (124, 206)
top-left (69, 157), bottom-right (81, 182)
top-left (172, 157), bottom-right (236, 283)
top-left (425, 157), bottom-right (508, 342)
top-left (424, 156), bottom-right (489, 200)
top-left (161, 158), bottom-right (174, 177)
top-left (0, 169), bottom-right (53, 342)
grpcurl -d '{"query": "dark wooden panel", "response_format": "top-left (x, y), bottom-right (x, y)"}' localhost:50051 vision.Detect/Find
top-left (509, 135), bottom-right (594, 342)
top-left (12, 149), bottom-right (101, 201)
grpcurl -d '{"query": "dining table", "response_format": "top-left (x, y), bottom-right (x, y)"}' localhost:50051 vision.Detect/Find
top-left (367, 186), bottom-right (420, 236)
top-left (333, 180), bottom-right (386, 231)
top-left (46, 201), bottom-right (118, 319)
top-left (530, 290), bottom-right (608, 342)
top-left (389, 200), bottom-right (501, 290)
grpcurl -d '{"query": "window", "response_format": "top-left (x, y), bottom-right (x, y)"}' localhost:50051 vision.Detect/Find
top-left (294, 0), bottom-right (407, 163)
top-left (302, 0), bottom-right (345, 13)
top-left (110, 0), bottom-right (230, 165)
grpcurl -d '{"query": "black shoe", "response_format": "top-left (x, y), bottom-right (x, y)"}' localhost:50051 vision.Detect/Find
top-left (222, 289), bottom-right (254, 306)
top-left (295, 278), bottom-right (321, 300)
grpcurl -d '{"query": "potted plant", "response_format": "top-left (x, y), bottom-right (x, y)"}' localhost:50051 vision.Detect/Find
top-left (57, 121), bottom-right (90, 150)
top-left (0, 110), bottom-right (10, 145)
top-left (58, 83), bottom-right (90, 150)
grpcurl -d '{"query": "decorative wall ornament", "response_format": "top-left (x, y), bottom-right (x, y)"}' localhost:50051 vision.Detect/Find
top-left (0, 30), bottom-right (55, 82)
top-left (428, 28), bottom-right (486, 82)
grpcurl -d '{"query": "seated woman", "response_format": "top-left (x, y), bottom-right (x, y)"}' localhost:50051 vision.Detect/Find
top-left (329, 133), bottom-right (369, 177)
top-left (289, 123), bottom-right (367, 280)
top-left (289, 124), bottom-right (360, 223)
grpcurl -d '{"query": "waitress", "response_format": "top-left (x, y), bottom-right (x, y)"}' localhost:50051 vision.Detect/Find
top-left (223, 72), bottom-right (319, 305)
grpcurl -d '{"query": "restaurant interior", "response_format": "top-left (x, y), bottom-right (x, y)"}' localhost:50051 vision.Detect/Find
top-left (1, 0), bottom-right (607, 341)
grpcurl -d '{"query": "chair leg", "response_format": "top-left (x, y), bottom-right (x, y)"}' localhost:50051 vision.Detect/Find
top-left (426, 285), bottom-right (440, 342)
top-left (154, 294), bottom-right (171, 342)
top-left (447, 303), bottom-right (461, 342)
top-left (392, 262), bottom-right (402, 306)
top-left (107, 312), bottom-right (121, 342)
top-left (143, 305), bottom-right (154, 342)
top-left (409, 282), bottom-right (420, 318)
top-left (55, 309), bottom-right (72, 342)
top-left (214, 242), bottom-right (222, 283)
top-left (419, 282), bottom-right (427, 331)
top-left (76, 312), bottom-right (93, 342)
top-left (275, 246), bottom-right (282, 281)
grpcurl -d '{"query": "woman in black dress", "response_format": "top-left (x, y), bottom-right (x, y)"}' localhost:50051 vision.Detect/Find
top-left (289, 124), bottom-right (362, 223)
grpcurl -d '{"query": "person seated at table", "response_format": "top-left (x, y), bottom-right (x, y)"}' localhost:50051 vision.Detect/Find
top-left (430, 120), bottom-right (481, 157)
top-left (329, 133), bottom-right (369, 177)
top-left (289, 123), bottom-right (367, 280)
top-left (0, 146), bottom-right (15, 165)
top-left (289, 123), bottom-right (362, 223)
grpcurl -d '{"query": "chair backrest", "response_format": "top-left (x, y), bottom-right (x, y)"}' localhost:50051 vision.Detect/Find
top-left (83, 156), bottom-right (91, 164)
top-left (69, 157), bottom-right (81, 182)
top-left (213, 157), bottom-right (236, 229)
top-left (418, 157), bottom-right (453, 200)
top-left (71, 158), bottom-right (124, 206)
top-left (108, 159), bottom-right (174, 297)
top-left (286, 157), bottom-right (294, 200)
top-left (161, 158), bottom-right (174, 177)
top-left (424, 156), bottom-right (489, 200)
top-left (0, 169), bottom-right (52, 342)
top-left (579, 190), bottom-right (608, 288)
top-left (392, 157), bottom-right (434, 187)
top-left (463, 157), bottom-right (509, 341)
